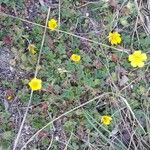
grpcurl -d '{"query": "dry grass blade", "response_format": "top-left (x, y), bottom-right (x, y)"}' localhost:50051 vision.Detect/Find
top-left (12, 7), bottom-right (51, 150)
top-left (1, 12), bottom-right (129, 54)
top-left (20, 92), bottom-right (112, 149)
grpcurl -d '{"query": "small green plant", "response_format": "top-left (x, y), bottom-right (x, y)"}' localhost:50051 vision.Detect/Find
top-left (0, 0), bottom-right (149, 149)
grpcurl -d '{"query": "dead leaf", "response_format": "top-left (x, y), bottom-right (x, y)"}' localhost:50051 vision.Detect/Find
top-left (108, 0), bottom-right (118, 10)
top-left (116, 66), bottom-right (127, 75)
top-left (110, 108), bottom-right (139, 149)
top-left (121, 6), bottom-right (130, 16)
top-left (66, 50), bottom-right (72, 58)
top-left (76, 125), bottom-right (88, 141)
top-left (115, 66), bottom-right (128, 86)
top-left (111, 54), bottom-right (119, 62)
top-left (119, 75), bottom-right (129, 86)
top-left (5, 89), bottom-right (14, 101)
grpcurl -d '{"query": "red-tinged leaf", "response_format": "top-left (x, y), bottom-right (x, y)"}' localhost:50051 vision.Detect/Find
top-left (46, 85), bottom-right (54, 93)
top-left (1, 6), bottom-right (6, 12)
top-left (3, 35), bottom-right (12, 45)
top-left (38, 131), bottom-right (49, 139)
top-left (40, 101), bottom-right (48, 113)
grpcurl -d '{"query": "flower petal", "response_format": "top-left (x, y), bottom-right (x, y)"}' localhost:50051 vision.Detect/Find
top-left (141, 53), bottom-right (147, 61)
top-left (128, 55), bottom-right (133, 61)
top-left (115, 32), bottom-right (121, 37)
top-left (28, 78), bottom-right (42, 91)
top-left (70, 54), bottom-right (81, 62)
top-left (137, 62), bottom-right (144, 68)
top-left (48, 19), bottom-right (57, 30)
top-left (109, 32), bottom-right (113, 37)
top-left (131, 61), bottom-right (137, 67)
top-left (117, 37), bottom-right (122, 43)
top-left (108, 32), bottom-right (122, 45)
top-left (133, 50), bottom-right (141, 55)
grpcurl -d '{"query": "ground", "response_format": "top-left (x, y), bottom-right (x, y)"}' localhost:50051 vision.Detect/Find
top-left (0, 0), bottom-right (150, 150)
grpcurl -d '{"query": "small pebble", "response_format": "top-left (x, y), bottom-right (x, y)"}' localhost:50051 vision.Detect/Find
top-left (86, 13), bottom-right (89, 17)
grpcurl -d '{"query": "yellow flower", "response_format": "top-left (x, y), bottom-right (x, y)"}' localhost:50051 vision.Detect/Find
top-left (28, 78), bottom-right (42, 91)
top-left (70, 54), bottom-right (81, 62)
top-left (128, 50), bottom-right (147, 68)
top-left (101, 115), bottom-right (112, 125)
top-left (108, 32), bottom-right (122, 45)
top-left (28, 44), bottom-right (36, 54)
top-left (48, 19), bottom-right (57, 30)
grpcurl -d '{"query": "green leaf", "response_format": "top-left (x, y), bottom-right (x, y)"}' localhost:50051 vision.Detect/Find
top-left (3, 131), bottom-right (12, 140)
top-left (72, 48), bottom-right (80, 54)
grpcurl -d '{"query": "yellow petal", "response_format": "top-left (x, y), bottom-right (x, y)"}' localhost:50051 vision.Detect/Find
top-left (28, 78), bottom-right (42, 91)
top-left (70, 54), bottom-right (81, 62)
top-left (114, 32), bottom-right (121, 37)
top-left (48, 19), bottom-right (57, 30)
top-left (131, 61), bottom-right (137, 67)
top-left (111, 40), bottom-right (116, 45)
top-left (137, 62), bottom-right (144, 68)
top-left (141, 53), bottom-right (147, 61)
top-left (109, 32), bottom-right (113, 37)
top-left (133, 50), bottom-right (141, 55)
top-left (128, 55), bottom-right (134, 61)
top-left (101, 115), bottom-right (112, 125)
top-left (108, 32), bottom-right (122, 45)
top-left (117, 37), bottom-right (121, 43)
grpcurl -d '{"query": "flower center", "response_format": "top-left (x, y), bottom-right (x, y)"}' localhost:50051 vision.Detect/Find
top-left (112, 35), bottom-right (118, 41)
top-left (103, 117), bottom-right (108, 122)
top-left (51, 22), bottom-right (56, 28)
top-left (74, 56), bottom-right (78, 59)
top-left (134, 55), bottom-right (142, 63)
top-left (32, 82), bottom-right (39, 88)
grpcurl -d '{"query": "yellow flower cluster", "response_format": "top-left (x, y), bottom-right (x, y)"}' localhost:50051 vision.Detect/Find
top-left (26, 20), bottom-right (148, 97)
top-left (23, 18), bottom-right (149, 129)
top-left (108, 31), bottom-right (147, 68)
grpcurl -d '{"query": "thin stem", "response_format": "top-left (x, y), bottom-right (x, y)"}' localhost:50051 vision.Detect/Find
top-left (21, 92), bottom-right (112, 149)
top-left (12, 90), bottom-right (33, 150)
top-left (119, 95), bottom-right (146, 134)
top-left (1, 12), bottom-right (129, 54)
top-left (12, 7), bottom-right (51, 150)
top-left (58, 0), bottom-right (61, 30)
top-left (34, 7), bottom-right (51, 77)
top-left (63, 132), bottom-right (73, 150)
